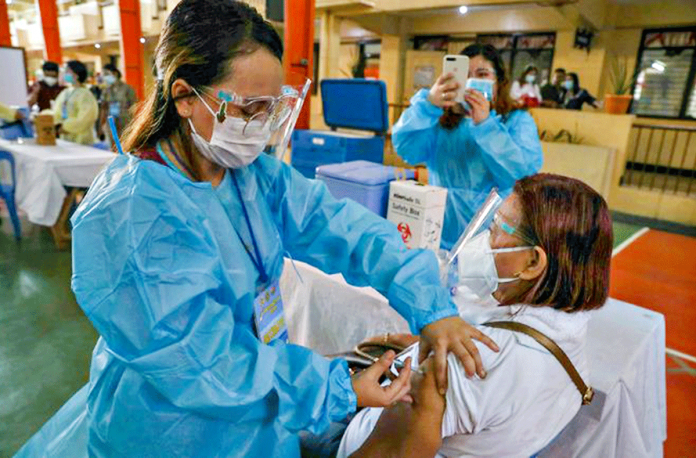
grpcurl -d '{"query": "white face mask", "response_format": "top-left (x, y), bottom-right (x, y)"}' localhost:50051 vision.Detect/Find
top-left (189, 94), bottom-right (272, 169)
top-left (44, 76), bottom-right (58, 87)
top-left (457, 230), bottom-right (533, 301)
top-left (525, 74), bottom-right (536, 84)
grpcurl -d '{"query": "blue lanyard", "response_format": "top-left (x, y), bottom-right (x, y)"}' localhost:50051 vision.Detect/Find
top-left (231, 170), bottom-right (269, 284)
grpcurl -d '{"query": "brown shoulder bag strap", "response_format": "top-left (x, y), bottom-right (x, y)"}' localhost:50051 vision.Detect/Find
top-left (484, 320), bottom-right (594, 405)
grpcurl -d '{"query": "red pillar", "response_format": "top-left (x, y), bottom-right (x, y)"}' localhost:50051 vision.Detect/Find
top-left (0, 0), bottom-right (11, 47)
top-left (37, 0), bottom-right (61, 62)
top-left (119, 0), bottom-right (144, 99)
top-left (284, 0), bottom-right (314, 130)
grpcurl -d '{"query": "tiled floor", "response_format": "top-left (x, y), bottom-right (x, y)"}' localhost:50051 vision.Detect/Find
top-left (0, 224), bottom-right (97, 457)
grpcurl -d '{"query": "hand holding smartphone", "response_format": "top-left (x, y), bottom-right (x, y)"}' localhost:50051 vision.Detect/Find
top-left (442, 55), bottom-right (470, 105)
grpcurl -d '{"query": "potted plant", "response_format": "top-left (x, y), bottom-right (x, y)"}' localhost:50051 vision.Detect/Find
top-left (605, 56), bottom-right (634, 114)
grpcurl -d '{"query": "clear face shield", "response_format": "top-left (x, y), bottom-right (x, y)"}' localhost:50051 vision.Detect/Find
top-left (440, 189), bottom-right (535, 299)
top-left (199, 77), bottom-right (311, 163)
top-left (441, 188), bottom-right (504, 284)
top-left (265, 77), bottom-right (312, 162)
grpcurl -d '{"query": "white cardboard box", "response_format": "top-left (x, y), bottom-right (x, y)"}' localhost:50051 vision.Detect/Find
top-left (387, 180), bottom-right (448, 251)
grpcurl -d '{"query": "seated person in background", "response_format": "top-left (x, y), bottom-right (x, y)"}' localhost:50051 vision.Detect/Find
top-left (510, 65), bottom-right (542, 108)
top-left (540, 68), bottom-right (566, 108)
top-left (563, 72), bottom-right (599, 111)
top-left (337, 173), bottom-right (613, 458)
top-left (27, 61), bottom-right (65, 111)
top-left (52, 60), bottom-right (99, 145)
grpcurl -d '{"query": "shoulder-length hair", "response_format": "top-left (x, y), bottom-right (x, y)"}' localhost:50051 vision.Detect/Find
top-left (440, 43), bottom-right (518, 130)
top-left (510, 173), bottom-right (613, 312)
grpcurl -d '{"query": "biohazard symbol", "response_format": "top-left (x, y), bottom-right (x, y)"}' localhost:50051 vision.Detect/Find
top-left (397, 222), bottom-right (412, 244)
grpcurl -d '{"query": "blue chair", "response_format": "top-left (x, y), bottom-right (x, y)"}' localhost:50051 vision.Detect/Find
top-left (0, 150), bottom-right (21, 241)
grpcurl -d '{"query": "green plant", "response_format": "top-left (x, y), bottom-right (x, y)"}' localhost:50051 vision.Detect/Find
top-left (608, 56), bottom-right (635, 95)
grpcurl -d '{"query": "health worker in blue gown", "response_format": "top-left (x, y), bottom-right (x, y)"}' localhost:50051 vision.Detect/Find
top-left (66, 1), bottom-right (499, 457)
top-left (392, 44), bottom-right (543, 250)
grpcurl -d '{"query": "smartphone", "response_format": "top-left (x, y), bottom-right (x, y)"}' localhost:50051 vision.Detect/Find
top-left (442, 55), bottom-right (470, 105)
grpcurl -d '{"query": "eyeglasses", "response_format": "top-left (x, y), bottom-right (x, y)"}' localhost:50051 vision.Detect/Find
top-left (197, 85), bottom-right (302, 133)
top-left (491, 213), bottom-right (537, 245)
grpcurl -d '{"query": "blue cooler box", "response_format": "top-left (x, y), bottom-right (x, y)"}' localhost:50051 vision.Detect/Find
top-left (291, 79), bottom-right (389, 178)
top-left (316, 161), bottom-right (415, 217)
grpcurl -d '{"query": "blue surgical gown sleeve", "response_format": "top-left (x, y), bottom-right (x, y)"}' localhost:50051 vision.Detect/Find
top-left (257, 155), bottom-right (458, 334)
top-left (468, 109), bottom-right (543, 189)
top-left (392, 89), bottom-right (443, 166)
top-left (71, 161), bottom-right (357, 435)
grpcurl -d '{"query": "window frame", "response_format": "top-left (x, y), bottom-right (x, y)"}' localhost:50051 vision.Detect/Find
top-left (476, 32), bottom-right (556, 84)
top-left (631, 26), bottom-right (696, 120)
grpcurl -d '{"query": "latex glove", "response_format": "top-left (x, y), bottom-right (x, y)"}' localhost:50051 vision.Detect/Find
top-left (419, 316), bottom-right (499, 395)
top-left (352, 351), bottom-right (413, 408)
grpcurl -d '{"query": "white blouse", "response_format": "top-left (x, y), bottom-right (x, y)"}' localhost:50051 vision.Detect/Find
top-left (337, 302), bottom-right (592, 458)
top-left (510, 81), bottom-right (542, 102)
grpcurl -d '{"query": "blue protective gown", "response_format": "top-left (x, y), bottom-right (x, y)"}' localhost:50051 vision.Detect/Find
top-left (68, 152), bottom-right (457, 457)
top-left (393, 89), bottom-right (543, 249)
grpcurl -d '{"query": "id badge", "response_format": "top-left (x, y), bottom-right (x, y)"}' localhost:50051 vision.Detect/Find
top-left (253, 280), bottom-right (288, 344)
top-left (109, 102), bottom-right (121, 118)
top-left (61, 102), bottom-right (68, 120)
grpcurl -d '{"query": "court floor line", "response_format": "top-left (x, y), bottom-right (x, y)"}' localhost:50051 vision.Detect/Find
top-left (666, 348), bottom-right (696, 365)
top-left (612, 227), bottom-right (650, 256)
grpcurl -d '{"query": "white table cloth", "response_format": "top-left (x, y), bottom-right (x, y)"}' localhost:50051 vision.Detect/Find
top-left (280, 260), bottom-right (667, 458)
top-left (0, 138), bottom-right (115, 226)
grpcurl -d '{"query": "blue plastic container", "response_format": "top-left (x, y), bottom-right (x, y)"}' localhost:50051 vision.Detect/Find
top-left (316, 160), bottom-right (415, 217)
top-left (291, 79), bottom-right (389, 179)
